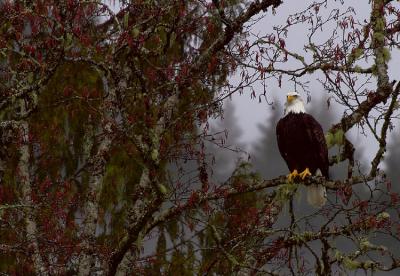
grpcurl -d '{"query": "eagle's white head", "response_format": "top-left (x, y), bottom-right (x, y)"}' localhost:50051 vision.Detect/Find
top-left (284, 92), bottom-right (306, 115)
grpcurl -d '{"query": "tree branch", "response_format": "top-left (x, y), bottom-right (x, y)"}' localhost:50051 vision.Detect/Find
top-left (77, 80), bottom-right (118, 274)
top-left (370, 81), bottom-right (400, 177)
top-left (190, 0), bottom-right (282, 77)
top-left (17, 118), bottom-right (48, 275)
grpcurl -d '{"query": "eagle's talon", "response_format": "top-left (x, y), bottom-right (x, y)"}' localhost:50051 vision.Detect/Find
top-left (299, 168), bottom-right (311, 180)
top-left (287, 169), bottom-right (299, 182)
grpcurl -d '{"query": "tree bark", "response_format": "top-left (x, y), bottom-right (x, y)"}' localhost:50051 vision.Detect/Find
top-left (18, 120), bottom-right (48, 276)
top-left (77, 82), bottom-right (117, 275)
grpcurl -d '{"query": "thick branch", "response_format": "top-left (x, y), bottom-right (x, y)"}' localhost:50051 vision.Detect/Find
top-left (18, 120), bottom-right (48, 275)
top-left (77, 83), bottom-right (118, 274)
top-left (143, 174), bottom-right (370, 240)
top-left (370, 82), bottom-right (400, 177)
top-left (108, 168), bottom-right (163, 276)
top-left (331, 80), bottom-right (396, 134)
top-left (372, 0), bottom-right (390, 97)
top-left (77, 128), bottom-right (114, 275)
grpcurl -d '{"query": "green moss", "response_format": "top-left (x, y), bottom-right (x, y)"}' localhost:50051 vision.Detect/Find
top-left (334, 129), bottom-right (344, 145)
top-left (360, 237), bottom-right (373, 251)
top-left (393, 101), bottom-right (400, 110)
top-left (158, 183), bottom-right (168, 195)
top-left (353, 65), bottom-right (362, 73)
top-left (382, 48), bottom-right (391, 62)
top-left (348, 48), bottom-right (364, 65)
top-left (334, 250), bottom-right (342, 260)
top-left (326, 129), bottom-right (344, 147)
top-left (123, 13), bottom-right (129, 28)
top-left (343, 257), bottom-right (361, 270)
top-left (373, 32), bottom-right (385, 43)
top-left (325, 132), bottom-right (334, 148)
top-left (375, 18), bottom-right (385, 31)
top-left (371, 64), bottom-right (378, 76)
top-left (131, 27), bottom-right (140, 38)
top-left (302, 231), bottom-right (314, 240)
top-left (276, 182), bottom-right (297, 201)
top-left (377, 211), bottom-right (390, 220)
top-left (354, 48), bottom-right (364, 59)
top-left (362, 261), bottom-right (374, 270)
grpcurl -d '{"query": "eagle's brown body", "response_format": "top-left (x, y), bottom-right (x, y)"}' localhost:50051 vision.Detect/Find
top-left (276, 112), bottom-right (329, 179)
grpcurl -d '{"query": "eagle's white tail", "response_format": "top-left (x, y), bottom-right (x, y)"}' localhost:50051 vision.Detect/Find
top-left (307, 184), bottom-right (327, 207)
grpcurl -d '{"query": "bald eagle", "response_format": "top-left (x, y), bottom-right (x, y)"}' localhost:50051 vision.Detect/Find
top-left (276, 92), bottom-right (329, 207)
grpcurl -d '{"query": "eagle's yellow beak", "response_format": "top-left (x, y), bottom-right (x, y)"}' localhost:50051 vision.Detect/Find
top-left (287, 95), bottom-right (296, 103)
